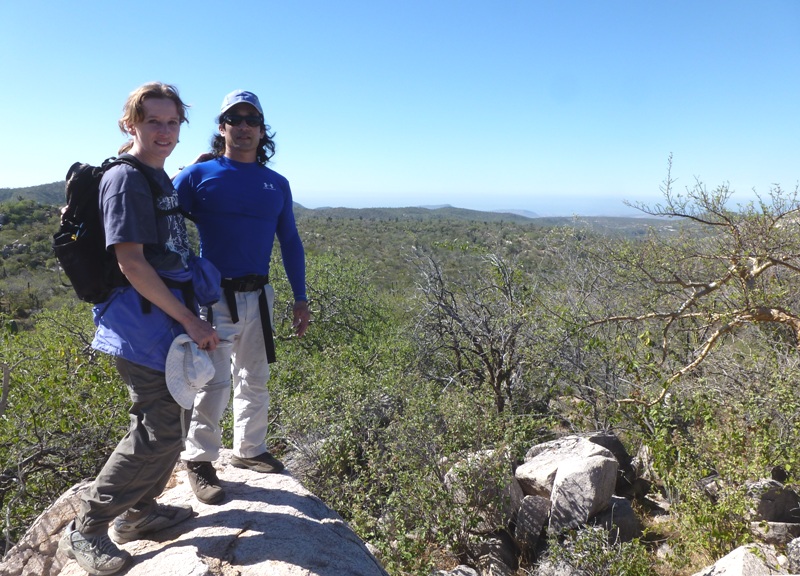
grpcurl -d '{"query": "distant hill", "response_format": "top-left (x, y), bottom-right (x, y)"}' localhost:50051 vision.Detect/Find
top-left (0, 180), bottom-right (672, 233)
top-left (419, 204), bottom-right (539, 219)
top-left (292, 204), bottom-right (675, 235)
top-left (0, 182), bottom-right (63, 205)
top-left (293, 204), bottom-right (537, 224)
top-left (494, 209), bottom-right (539, 219)
top-left (0, 181), bottom-right (540, 224)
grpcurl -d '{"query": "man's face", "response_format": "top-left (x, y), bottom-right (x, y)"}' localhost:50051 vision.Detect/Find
top-left (219, 103), bottom-right (264, 159)
top-left (127, 97), bottom-right (181, 167)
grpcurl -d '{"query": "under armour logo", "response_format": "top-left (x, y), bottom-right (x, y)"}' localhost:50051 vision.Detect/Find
top-left (263, 183), bottom-right (275, 190)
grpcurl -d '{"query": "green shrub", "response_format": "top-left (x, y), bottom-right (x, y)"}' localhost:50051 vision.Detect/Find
top-left (543, 527), bottom-right (654, 576)
top-left (0, 306), bottom-right (127, 550)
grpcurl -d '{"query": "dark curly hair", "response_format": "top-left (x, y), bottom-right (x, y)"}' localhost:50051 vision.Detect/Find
top-left (210, 121), bottom-right (277, 166)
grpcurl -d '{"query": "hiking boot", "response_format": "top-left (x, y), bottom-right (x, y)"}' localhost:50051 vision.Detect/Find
top-left (185, 460), bottom-right (225, 504)
top-left (230, 451), bottom-right (285, 474)
top-left (59, 520), bottom-right (131, 576)
top-left (109, 502), bottom-right (193, 544)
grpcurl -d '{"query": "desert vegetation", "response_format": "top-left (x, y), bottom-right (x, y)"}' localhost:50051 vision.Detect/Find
top-left (2, 173), bottom-right (800, 574)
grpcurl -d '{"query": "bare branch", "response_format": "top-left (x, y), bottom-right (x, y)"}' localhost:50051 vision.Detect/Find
top-left (0, 363), bottom-right (8, 417)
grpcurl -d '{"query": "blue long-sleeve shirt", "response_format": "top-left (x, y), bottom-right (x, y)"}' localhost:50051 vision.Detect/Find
top-left (174, 156), bottom-right (307, 301)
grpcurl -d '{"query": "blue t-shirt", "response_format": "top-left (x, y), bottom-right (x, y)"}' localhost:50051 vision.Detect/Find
top-left (174, 156), bottom-right (306, 301)
top-left (91, 161), bottom-right (193, 371)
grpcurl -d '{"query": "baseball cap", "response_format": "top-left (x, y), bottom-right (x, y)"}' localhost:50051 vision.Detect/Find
top-left (219, 89), bottom-right (263, 117)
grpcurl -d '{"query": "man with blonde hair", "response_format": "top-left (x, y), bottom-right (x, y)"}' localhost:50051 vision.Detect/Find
top-left (59, 82), bottom-right (219, 575)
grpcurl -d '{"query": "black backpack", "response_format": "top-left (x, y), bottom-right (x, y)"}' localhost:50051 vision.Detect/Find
top-left (52, 155), bottom-right (162, 304)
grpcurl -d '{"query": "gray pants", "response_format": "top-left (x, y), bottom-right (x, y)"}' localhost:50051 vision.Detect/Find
top-left (77, 357), bottom-right (187, 534)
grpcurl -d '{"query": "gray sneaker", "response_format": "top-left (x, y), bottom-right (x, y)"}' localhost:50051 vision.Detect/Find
top-left (109, 502), bottom-right (193, 544)
top-left (185, 460), bottom-right (225, 504)
top-left (59, 520), bottom-right (131, 576)
top-left (230, 451), bottom-right (285, 474)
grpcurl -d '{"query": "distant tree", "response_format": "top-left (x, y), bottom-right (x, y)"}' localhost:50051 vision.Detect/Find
top-left (411, 247), bottom-right (542, 414)
top-left (575, 158), bottom-right (800, 408)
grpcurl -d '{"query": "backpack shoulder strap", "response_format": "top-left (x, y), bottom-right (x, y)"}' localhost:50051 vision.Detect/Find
top-left (104, 154), bottom-right (164, 198)
top-left (100, 155), bottom-right (191, 220)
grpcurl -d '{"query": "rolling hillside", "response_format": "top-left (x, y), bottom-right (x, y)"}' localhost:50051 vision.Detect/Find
top-left (1, 179), bottom-right (670, 235)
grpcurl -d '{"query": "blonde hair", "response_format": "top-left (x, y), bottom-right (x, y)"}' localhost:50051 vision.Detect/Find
top-left (117, 82), bottom-right (189, 154)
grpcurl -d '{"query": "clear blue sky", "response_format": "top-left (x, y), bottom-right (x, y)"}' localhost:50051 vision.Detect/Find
top-left (1, 1), bottom-right (798, 216)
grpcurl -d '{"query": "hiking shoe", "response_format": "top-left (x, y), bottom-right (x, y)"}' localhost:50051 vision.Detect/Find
top-left (185, 460), bottom-right (225, 504)
top-left (59, 520), bottom-right (131, 576)
top-left (230, 451), bottom-right (285, 474)
top-left (109, 502), bottom-right (193, 544)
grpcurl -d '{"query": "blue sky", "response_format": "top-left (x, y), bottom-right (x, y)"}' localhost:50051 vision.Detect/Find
top-left (1, 1), bottom-right (798, 216)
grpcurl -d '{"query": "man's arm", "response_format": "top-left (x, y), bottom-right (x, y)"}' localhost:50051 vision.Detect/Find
top-left (274, 179), bottom-right (310, 337)
top-left (171, 153), bottom-right (215, 181)
top-left (278, 232), bottom-right (310, 337)
top-left (115, 242), bottom-right (219, 350)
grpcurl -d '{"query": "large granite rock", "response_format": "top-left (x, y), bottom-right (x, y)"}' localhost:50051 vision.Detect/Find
top-left (690, 543), bottom-right (794, 575)
top-left (0, 450), bottom-right (388, 576)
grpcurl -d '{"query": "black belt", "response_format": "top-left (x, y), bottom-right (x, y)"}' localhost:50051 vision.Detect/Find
top-left (216, 275), bottom-right (276, 364)
top-left (221, 274), bottom-right (270, 293)
top-left (140, 278), bottom-right (195, 316)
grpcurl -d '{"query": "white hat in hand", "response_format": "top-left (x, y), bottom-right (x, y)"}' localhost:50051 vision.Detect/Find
top-left (165, 334), bottom-right (215, 409)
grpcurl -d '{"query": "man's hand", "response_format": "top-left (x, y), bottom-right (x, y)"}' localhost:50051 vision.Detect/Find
top-left (191, 152), bottom-right (215, 164)
top-left (171, 153), bottom-right (216, 180)
top-left (292, 300), bottom-right (311, 337)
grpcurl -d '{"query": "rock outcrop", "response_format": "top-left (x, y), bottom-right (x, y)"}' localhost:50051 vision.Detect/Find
top-left (0, 450), bottom-right (388, 576)
top-left (12, 432), bottom-right (800, 576)
top-left (690, 544), bottom-right (795, 576)
top-left (441, 433), bottom-right (641, 575)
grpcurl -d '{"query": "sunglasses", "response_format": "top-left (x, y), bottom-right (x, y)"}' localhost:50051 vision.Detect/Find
top-left (222, 114), bottom-right (262, 127)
